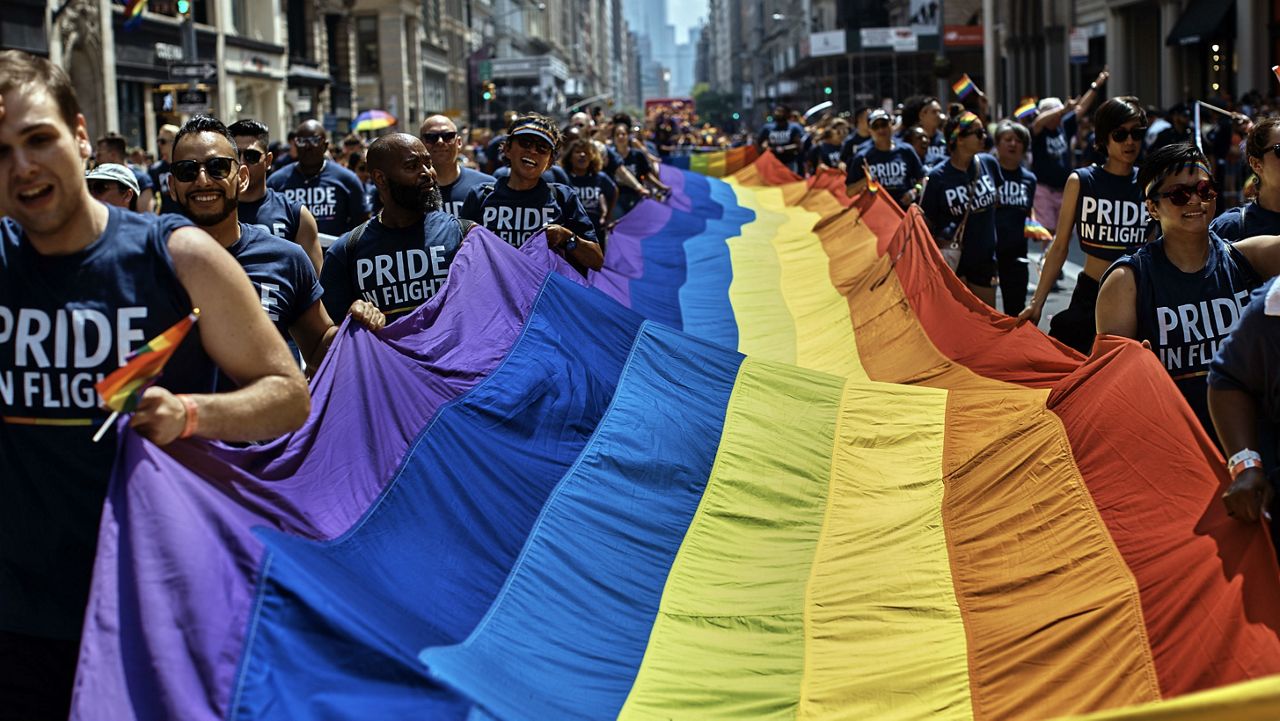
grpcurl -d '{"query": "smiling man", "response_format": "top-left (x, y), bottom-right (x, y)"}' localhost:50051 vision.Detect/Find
top-left (266, 119), bottom-right (369, 240)
top-left (419, 114), bottom-right (494, 217)
top-left (0, 51), bottom-right (309, 719)
top-left (169, 115), bottom-right (383, 377)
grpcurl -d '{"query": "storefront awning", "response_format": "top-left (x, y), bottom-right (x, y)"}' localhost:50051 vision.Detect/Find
top-left (1166, 0), bottom-right (1233, 46)
top-left (287, 64), bottom-right (332, 87)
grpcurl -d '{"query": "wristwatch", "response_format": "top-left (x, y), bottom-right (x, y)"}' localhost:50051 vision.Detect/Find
top-left (564, 234), bottom-right (578, 252)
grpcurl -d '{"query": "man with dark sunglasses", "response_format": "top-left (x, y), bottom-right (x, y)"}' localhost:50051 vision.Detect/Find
top-left (267, 119), bottom-right (369, 242)
top-left (1098, 142), bottom-right (1280, 438)
top-left (170, 115), bottom-right (382, 375)
top-left (84, 163), bottom-right (139, 210)
top-left (419, 114), bottom-right (493, 217)
top-left (228, 119), bottom-right (322, 272)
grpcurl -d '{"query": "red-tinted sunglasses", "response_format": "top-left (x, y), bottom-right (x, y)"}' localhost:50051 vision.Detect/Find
top-left (1157, 179), bottom-right (1217, 206)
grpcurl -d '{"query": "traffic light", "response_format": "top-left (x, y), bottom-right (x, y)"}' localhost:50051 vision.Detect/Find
top-left (732, 112), bottom-right (740, 120)
top-left (823, 85), bottom-right (833, 96)
top-left (481, 81), bottom-right (496, 101)
top-left (176, 0), bottom-right (191, 14)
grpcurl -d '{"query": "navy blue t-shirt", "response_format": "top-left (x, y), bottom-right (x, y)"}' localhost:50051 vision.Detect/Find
top-left (615, 148), bottom-right (653, 199)
top-left (1073, 164), bottom-right (1150, 262)
top-left (1031, 112), bottom-right (1078, 190)
top-left (839, 133), bottom-right (872, 166)
top-left (757, 121), bottom-right (805, 161)
top-left (492, 164), bottom-right (573, 187)
top-left (320, 212), bottom-right (467, 320)
top-left (1210, 278), bottom-right (1280, 468)
top-left (227, 223), bottom-right (322, 340)
top-left (1104, 233), bottom-right (1262, 434)
top-left (266, 160), bottom-right (369, 237)
top-left (568, 171), bottom-right (618, 238)
top-left (920, 153), bottom-right (1001, 275)
top-left (0, 206), bottom-right (217, 640)
top-left (846, 142), bottom-right (925, 201)
top-left (920, 130), bottom-right (949, 169)
top-left (130, 165), bottom-right (155, 194)
top-left (238, 188), bottom-right (302, 244)
top-left (440, 166), bottom-right (497, 217)
top-left (149, 160), bottom-right (182, 215)
top-left (1209, 201), bottom-right (1280, 243)
top-left (994, 163), bottom-right (1038, 250)
top-left (807, 142), bottom-right (843, 171)
top-left (460, 177), bottom-right (598, 249)
top-left (604, 146), bottom-right (625, 177)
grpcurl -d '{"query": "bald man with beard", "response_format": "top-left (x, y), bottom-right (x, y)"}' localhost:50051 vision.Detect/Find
top-left (419, 114), bottom-right (494, 217)
top-left (267, 119), bottom-right (370, 240)
top-left (320, 133), bottom-right (475, 321)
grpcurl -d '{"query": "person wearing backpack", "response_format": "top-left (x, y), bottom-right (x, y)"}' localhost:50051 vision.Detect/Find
top-left (460, 113), bottom-right (603, 275)
top-left (321, 133), bottom-right (473, 322)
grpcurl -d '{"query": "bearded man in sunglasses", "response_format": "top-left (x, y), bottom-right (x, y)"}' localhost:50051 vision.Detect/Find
top-left (169, 115), bottom-right (384, 376)
top-left (419, 114), bottom-right (494, 217)
top-left (1097, 142), bottom-right (1280, 439)
top-left (228, 119), bottom-right (323, 272)
top-left (267, 119), bottom-right (370, 241)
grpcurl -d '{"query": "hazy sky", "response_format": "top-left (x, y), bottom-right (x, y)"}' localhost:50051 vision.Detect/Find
top-left (667, 0), bottom-right (709, 43)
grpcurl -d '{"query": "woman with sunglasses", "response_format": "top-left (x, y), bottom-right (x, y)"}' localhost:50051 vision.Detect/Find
top-left (1097, 142), bottom-right (1280, 436)
top-left (460, 113), bottom-right (603, 273)
top-left (1210, 116), bottom-right (1280, 242)
top-left (920, 111), bottom-right (1002, 306)
top-left (562, 138), bottom-right (616, 250)
top-left (1020, 97), bottom-right (1150, 353)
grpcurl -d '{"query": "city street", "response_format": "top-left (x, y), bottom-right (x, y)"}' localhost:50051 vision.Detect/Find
top-left (2, 1), bottom-right (1279, 720)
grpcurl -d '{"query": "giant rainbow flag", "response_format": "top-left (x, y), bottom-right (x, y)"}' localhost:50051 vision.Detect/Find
top-left (70, 151), bottom-right (1280, 721)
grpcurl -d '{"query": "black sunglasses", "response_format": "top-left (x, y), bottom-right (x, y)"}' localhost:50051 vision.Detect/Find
top-left (1265, 144), bottom-right (1280, 159)
top-left (293, 136), bottom-right (324, 148)
top-left (87, 180), bottom-right (126, 195)
top-left (421, 131), bottom-right (458, 145)
top-left (1157, 178), bottom-right (1217, 206)
top-left (170, 157), bottom-right (237, 183)
top-left (1110, 127), bottom-right (1148, 143)
top-left (513, 136), bottom-right (552, 154)
top-left (238, 148), bottom-right (264, 164)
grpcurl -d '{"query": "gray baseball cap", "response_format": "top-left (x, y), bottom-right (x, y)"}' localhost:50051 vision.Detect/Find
top-left (85, 163), bottom-right (140, 194)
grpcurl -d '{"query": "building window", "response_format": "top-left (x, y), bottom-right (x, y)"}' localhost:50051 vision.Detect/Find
top-left (357, 15), bottom-right (379, 74)
top-left (231, 0), bottom-right (249, 36)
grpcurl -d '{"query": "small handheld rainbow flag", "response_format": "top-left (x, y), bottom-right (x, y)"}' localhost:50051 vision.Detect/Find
top-left (92, 308), bottom-right (199, 441)
top-left (1015, 97), bottom-right (1038, 122)
top-left (952, 74), bottom-right (977, 100)
top-left (863, 161), bottom-right (881, 194)
top-left (123, 0), bottom-right (148, 31)
top-left (1024, 217), bottom-right (1052, 243)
